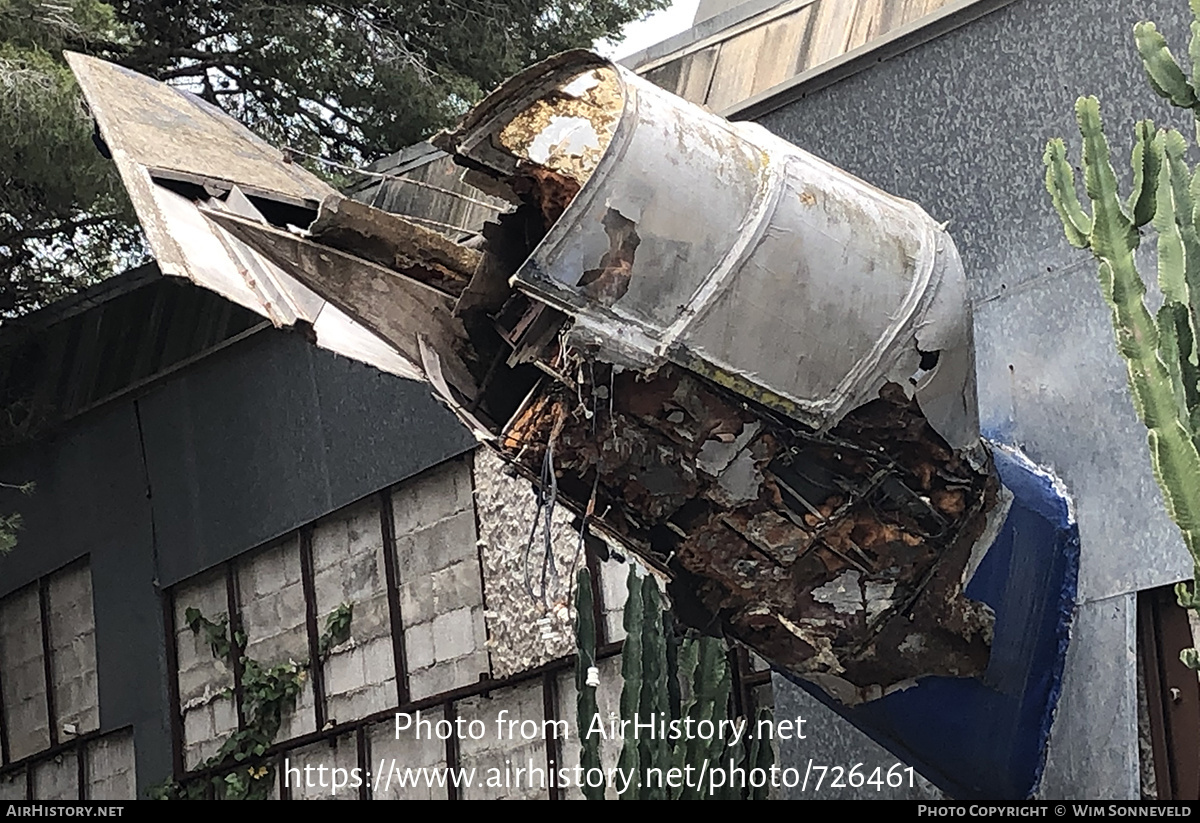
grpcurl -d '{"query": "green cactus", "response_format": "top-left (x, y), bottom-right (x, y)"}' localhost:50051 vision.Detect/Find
top-left (615, 564), bottom-right (644, 796)
top-left (574, 568), bottom-right (605, 800)
top-left (1045, 1), bottom-right (1200, 670)
top-left (573, 563), bottom-right (774, 799)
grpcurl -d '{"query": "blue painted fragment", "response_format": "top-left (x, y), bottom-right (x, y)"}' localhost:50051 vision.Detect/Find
top-left (775, 442), bottom-right (1080, 800)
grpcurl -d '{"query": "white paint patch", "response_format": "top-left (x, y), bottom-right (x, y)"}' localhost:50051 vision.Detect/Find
top-left (812, 570), bottom-right (863, 615)
top-left (562, 72), bottom-right (602, 97)
top-left (526, 115), bottom-right (600, 164)
top-left (989, 440), bottom-right (1077, 525)
top-left (898, 633), bottom-right (926, 656)
top-left (863, 581), bottom-right (896, 623)
top-left (961, 479), bottom-right (1014, 589)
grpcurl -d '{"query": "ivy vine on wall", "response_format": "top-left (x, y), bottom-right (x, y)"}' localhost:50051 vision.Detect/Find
top-left (148, 602), bottom-right (353, 799)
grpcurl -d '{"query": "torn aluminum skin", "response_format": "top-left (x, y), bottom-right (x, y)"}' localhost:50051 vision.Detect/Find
top-left (435, 51), bottom-right (979, 454)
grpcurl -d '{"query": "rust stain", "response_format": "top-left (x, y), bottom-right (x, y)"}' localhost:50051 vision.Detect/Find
top-left (496, 359), bottom-right (997, 703)
top-left (498, 67), bottom-right (622, 186)
top-left (509, 164), bottom-right (581, 229)
top-left (578, 209), bottom-right (639, 305)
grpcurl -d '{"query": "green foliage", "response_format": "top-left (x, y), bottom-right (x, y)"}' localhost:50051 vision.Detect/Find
top-left (317, 601), bottom-right (353, 658)
top-left (150, 602), bottom-right (351, 799)
top-left (1045, 0), bottom-right (1200, 671)
top-left (0, 479), bottom-right (35, 555)
top-left (0, 0), bottom-right (668, 316)
top-left (0, 1), bottom-right (144, 315)
top-left (573, 565), bottom-right (774, 800)
top-left (574, 567), bottom-right (605, 800)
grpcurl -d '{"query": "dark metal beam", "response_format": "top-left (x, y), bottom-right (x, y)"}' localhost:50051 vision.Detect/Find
top-left (161, 591), bottom-right (185, 780)
top-left (542, 671), bottom-right (561, 801)
top-left (378, 491), bottom-right (410, 705)
top-left (38, 578), bottom-right (57, 749)
top-left (298, 527), bottom-right (328, 731)
top-left (224, 563), bottom-right (246, 731)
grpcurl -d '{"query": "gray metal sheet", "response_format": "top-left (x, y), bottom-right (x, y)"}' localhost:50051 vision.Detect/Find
top-left (754, 0), bottom-right (1197, 602)
top-left (1035, 593), bottom-right (1140, 800)
top-left (769, 671), bottom-right (944, 799)
top-left (138, 329), bottom-right (474, 588)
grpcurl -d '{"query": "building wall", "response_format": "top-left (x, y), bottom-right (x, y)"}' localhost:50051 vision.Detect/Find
top-left (734, 0), bottom-right (1195, 799)
top-left (157, 446), bottom-right (659, 799)
top-left (632, 0), bottom-right (963, 113)
top-left (0, 559), bottom-right (136, 800)
top-left (0, 317), bottom-right (475, 795)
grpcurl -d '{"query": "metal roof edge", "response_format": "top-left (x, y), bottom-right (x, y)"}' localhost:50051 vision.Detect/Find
top-left (0, 262), bottom-right (162, 344)
top-left (618, 0), bottom-right (800, 70)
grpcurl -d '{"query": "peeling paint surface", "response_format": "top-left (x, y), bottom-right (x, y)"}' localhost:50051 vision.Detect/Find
top-left (440, 51), bottom-right (980, 450)
top-left (498, 66), bottom-right (621, 187)
top-left (812, 570), bottom-right (864, 615)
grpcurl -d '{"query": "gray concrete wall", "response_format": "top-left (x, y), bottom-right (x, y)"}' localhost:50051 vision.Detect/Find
top-left (392, 456), bottom-right (490, 700)
top-left (0, 585), bottom-right (50, 760)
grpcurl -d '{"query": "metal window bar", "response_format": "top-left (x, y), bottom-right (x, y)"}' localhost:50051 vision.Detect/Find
top-left (224, 562), bottom-right (247, 731)
top-left (0, 727), bottom-right (132, 792)
top-left (0, 619), bottom-right (9, 766)
top-left (157, 471), bottom-right (776, 799)
top-left (379, 490), bottom-right (411, 706)
top-left (0, 560), bottom-right (106, 798)
top-left (161, 591), bottom-right (186, 780)
top-left (38, 578), bottom-right (58, 749)
top-left (298, 525), bottom-right (329, 732)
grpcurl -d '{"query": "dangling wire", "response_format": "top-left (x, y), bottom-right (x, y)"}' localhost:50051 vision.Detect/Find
top-left (565, 470), bottom-right (601, 621)
top-left (522, 406), bottom-right (566, 610)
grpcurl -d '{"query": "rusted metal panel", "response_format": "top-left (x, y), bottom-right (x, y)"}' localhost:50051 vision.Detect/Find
top-left (427, 51), bottom-right (997, 703)
top-left (1138, 587), bottom-right (1200, 800)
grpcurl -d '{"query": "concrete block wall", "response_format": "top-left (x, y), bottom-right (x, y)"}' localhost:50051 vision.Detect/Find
top-left (0, 561), bottom-right (101, 768)
top-left (553, 654), bottom-right (625, 800)
top-left (598, 543), bottom-right (633, 643)
top-left (172, 567), bottom-right (237, 770)
top-left (46, 562), bottom-right (99, 737)
top-left (312, 497), bottom-right (396, 723)
top-left (285, 732), bottom-right (358, 800)
top-left (156, 445), bottom-right (774, 799)
top-left (0, 585), bottom-right (50, 760)
top-left (457, 684), bottom-right (549, 800)
top-left (235, 535), bottom-right (316, 744)
top-left (0, 769), bottom-right (24, 800)
top-left (85, 729), bottom-right (136, 800)
top-left (0, 728), bottom-right (136, 801)
top-left (391, 456), bottom-right (489, 700)
top-left (31, 751), bottom-right (76, 800)
top-left (369, 710), bottom-right (447, 800)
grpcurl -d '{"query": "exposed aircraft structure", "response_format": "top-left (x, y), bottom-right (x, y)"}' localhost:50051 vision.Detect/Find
top-left (70, 49), bottom-right (1005, 707)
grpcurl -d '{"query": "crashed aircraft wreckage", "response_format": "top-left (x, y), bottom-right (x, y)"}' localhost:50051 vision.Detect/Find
top-left (69, 51), bottom-right (1079, 796)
